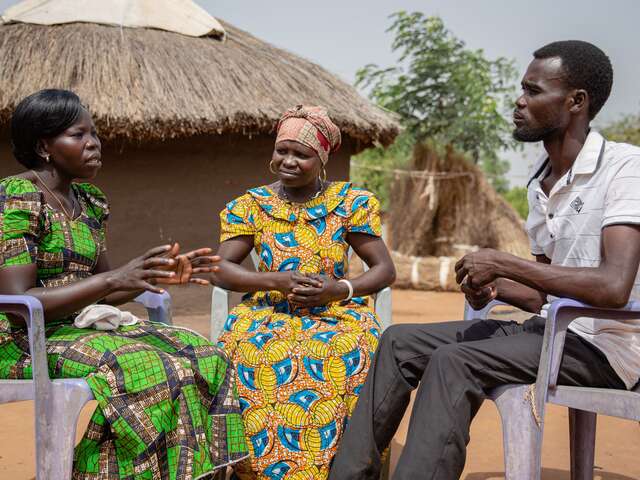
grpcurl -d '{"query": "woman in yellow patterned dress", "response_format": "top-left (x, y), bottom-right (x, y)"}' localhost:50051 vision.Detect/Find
top-left (210, 106), bottom-right (396, 479)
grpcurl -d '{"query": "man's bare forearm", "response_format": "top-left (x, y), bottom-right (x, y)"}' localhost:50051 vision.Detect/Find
top-left (495, 278), bottom-right (547, 313)
top-left (495, 253), bottom-right (631, 308)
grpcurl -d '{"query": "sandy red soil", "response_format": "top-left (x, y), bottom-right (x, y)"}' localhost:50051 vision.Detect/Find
top-left (0, 288), bottom-right (638, 479)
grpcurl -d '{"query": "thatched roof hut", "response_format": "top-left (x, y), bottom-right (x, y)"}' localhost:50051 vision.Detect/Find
top-left (0, 1), bottom-right (398, 147)
top-left (0, 0), bottom-right (399, 264)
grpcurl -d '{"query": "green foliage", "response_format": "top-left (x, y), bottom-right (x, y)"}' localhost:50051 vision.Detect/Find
top-left (481, 155), bottom-right (510, 194)
top-left (356, 11), bottom-right (520, 165)
top-left (350, 131), bottom-right (413, 210)
top-left (601, 114), bottom-right (640, 145)
top-left (503, 186), bottom-right (529, 219)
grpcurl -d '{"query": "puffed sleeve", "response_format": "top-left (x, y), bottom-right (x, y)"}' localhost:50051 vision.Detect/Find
top-left (220, 194), bottom-right (258, 242)
top-left (344, 188), bottom-right (382, 236)
top-left (75, 183), bottom-right (110, 253)
top-left (0, 178), bottom-right (43, 267)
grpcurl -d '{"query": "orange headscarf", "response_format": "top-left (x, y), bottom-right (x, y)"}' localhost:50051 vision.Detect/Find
top-left (275, 105), bottom-right (342, 164)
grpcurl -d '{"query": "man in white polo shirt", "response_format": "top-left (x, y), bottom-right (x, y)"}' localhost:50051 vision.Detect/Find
top-left (330, 41), bottom-right (640, 480)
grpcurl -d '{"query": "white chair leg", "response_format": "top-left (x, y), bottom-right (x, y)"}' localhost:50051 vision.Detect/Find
top-left (37, 380), bottom-right (94, 480)
top-left (491, 384), bottom-right (543, 480)
top-left (569, 408), bottom-right (596, 480)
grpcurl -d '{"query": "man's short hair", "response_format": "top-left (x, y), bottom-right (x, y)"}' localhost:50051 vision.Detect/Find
top-left (534, 40), bottom-right (613, 119)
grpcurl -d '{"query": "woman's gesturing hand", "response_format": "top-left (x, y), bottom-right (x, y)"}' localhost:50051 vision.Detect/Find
top-left (155, 243), bottom-right (220, 286)
top-left (286, 273), bottom-right (349, 307)
top-left (105, 245), bottom-right (178, 294)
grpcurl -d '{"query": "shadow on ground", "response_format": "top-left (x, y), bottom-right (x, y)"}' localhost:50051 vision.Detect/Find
top-left (465, 468), bottom-right (636, 480)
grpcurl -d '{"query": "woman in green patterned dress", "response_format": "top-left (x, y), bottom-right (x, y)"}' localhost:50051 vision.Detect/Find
top-left (0, 89), bottom-right (248, 479)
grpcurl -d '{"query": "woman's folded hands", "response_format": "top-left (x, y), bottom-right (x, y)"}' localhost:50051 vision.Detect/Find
top-left (285, 272), bottom-right (349, 307)
top-left (186, 254), bottom-right (349, 306)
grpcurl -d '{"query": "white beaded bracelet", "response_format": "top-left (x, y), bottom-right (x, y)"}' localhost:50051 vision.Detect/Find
top-left (337, 279), bottom-right (354, 301)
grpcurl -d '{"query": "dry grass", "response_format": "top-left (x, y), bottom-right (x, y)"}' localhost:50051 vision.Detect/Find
top-left (389, 142), bottom-right (530, 259)
top-left (0, 21), bottom-right (399, 146)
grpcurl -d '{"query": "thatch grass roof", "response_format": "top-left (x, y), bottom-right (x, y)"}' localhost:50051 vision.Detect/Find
top-left (0, 20), bottom-right (399, 146)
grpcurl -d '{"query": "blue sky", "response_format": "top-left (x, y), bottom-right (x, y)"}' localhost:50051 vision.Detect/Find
top-left (2, 0), bottom-right (638, 185)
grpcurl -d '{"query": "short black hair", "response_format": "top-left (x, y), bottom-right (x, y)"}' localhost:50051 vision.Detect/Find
top-left (11, 89), bottom-right (84, 168)
top-left (534, 40), bottom-right (613, 119)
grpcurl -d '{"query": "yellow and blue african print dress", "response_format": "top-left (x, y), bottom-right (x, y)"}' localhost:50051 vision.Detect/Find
top-left (218, 182), bottom-right (382, 480)
top-left (0, 177), bottom-right (248, 480)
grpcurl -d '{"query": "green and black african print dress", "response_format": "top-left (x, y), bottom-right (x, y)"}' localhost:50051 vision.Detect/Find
top-left (0, 177), bottom-right (248, 480)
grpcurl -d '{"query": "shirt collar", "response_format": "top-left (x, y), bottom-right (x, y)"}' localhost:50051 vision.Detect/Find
top-left (526, 130), bottom-right (605, 187)
top-left (572, 130), bottom-right (605, 175)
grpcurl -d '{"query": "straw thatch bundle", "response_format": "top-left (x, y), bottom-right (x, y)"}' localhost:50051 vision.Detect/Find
top-left (0, 20), bottom-right (398, 145)
top-left (389, 142), bottom-right (530, 259)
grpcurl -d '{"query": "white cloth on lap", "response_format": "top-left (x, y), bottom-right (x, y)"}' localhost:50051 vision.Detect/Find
top-left (74, 304), bottom-right (139, 331)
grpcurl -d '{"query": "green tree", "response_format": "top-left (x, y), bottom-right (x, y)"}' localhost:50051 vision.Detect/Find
top-left (356, 12), bottom-right (520, 192)
top-left (601, 114), bottom-right (640, 145)
top-left (503, 186), bottom-right (529, 219)
top-left (482, 156), bottom-right (510, 194)
top-left (350, 131), bottom-right (414, 210)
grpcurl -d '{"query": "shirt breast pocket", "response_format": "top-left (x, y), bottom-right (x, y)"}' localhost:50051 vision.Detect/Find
top-left (556, 210), bottom-right (601, 265)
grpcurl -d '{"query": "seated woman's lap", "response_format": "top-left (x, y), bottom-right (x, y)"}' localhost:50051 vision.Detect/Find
top-left (219, 301), bottom-right (381, 476)
top-left (0, 322), bottom-right (229, 382)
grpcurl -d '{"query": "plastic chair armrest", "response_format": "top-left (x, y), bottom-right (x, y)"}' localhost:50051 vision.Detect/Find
top-left (543, 299), bottom-right (640, 390)
top-left (0, 295), bottom-right (49, 386)
top-left (211, 287), bottom-right (230, 343)
top-left (374, 286), bottom-right (392, 331)
top-left (134, 291), bottom-right (172, 325)
top-left (463, 299), bottom-right (508, 321)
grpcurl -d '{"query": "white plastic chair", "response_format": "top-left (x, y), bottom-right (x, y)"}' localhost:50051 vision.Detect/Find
top-left (0, 291), bottom-right (172, 480)
top-left (210, 249), bottom-right (392, 343)
top-left (464, 298), bottom-right (640, 479)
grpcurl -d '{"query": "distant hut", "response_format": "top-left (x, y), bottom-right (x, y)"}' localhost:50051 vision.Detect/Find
top-left (0, 0), bottom-right (399, 264)
top-left (387, 143), bottom-right (531, 290)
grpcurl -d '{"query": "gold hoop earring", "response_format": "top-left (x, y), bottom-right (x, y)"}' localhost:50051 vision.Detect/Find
top-left (320, 165), bottom-right (327, 183)
top-left (269, 159), bottom-right (277, 174)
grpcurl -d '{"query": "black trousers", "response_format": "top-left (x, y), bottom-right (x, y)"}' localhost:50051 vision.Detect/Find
top-left (329, 317), bottom-right (625, 480)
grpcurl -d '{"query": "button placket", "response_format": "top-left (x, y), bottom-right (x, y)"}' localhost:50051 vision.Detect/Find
top-left (546, 196), bottom-right (556, 239)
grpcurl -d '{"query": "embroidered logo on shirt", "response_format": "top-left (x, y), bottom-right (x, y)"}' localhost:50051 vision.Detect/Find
top-left (570, 196), bottom-right (584, 213)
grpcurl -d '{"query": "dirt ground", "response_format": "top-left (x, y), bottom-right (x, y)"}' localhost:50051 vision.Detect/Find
top-left (0, 288), bottom-right (638, 479)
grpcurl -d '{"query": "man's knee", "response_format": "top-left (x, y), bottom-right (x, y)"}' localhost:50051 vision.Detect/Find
top-left (379, 323), bottom-right (417, 355)
top-left (429, 343), bottom-right (469, 373)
